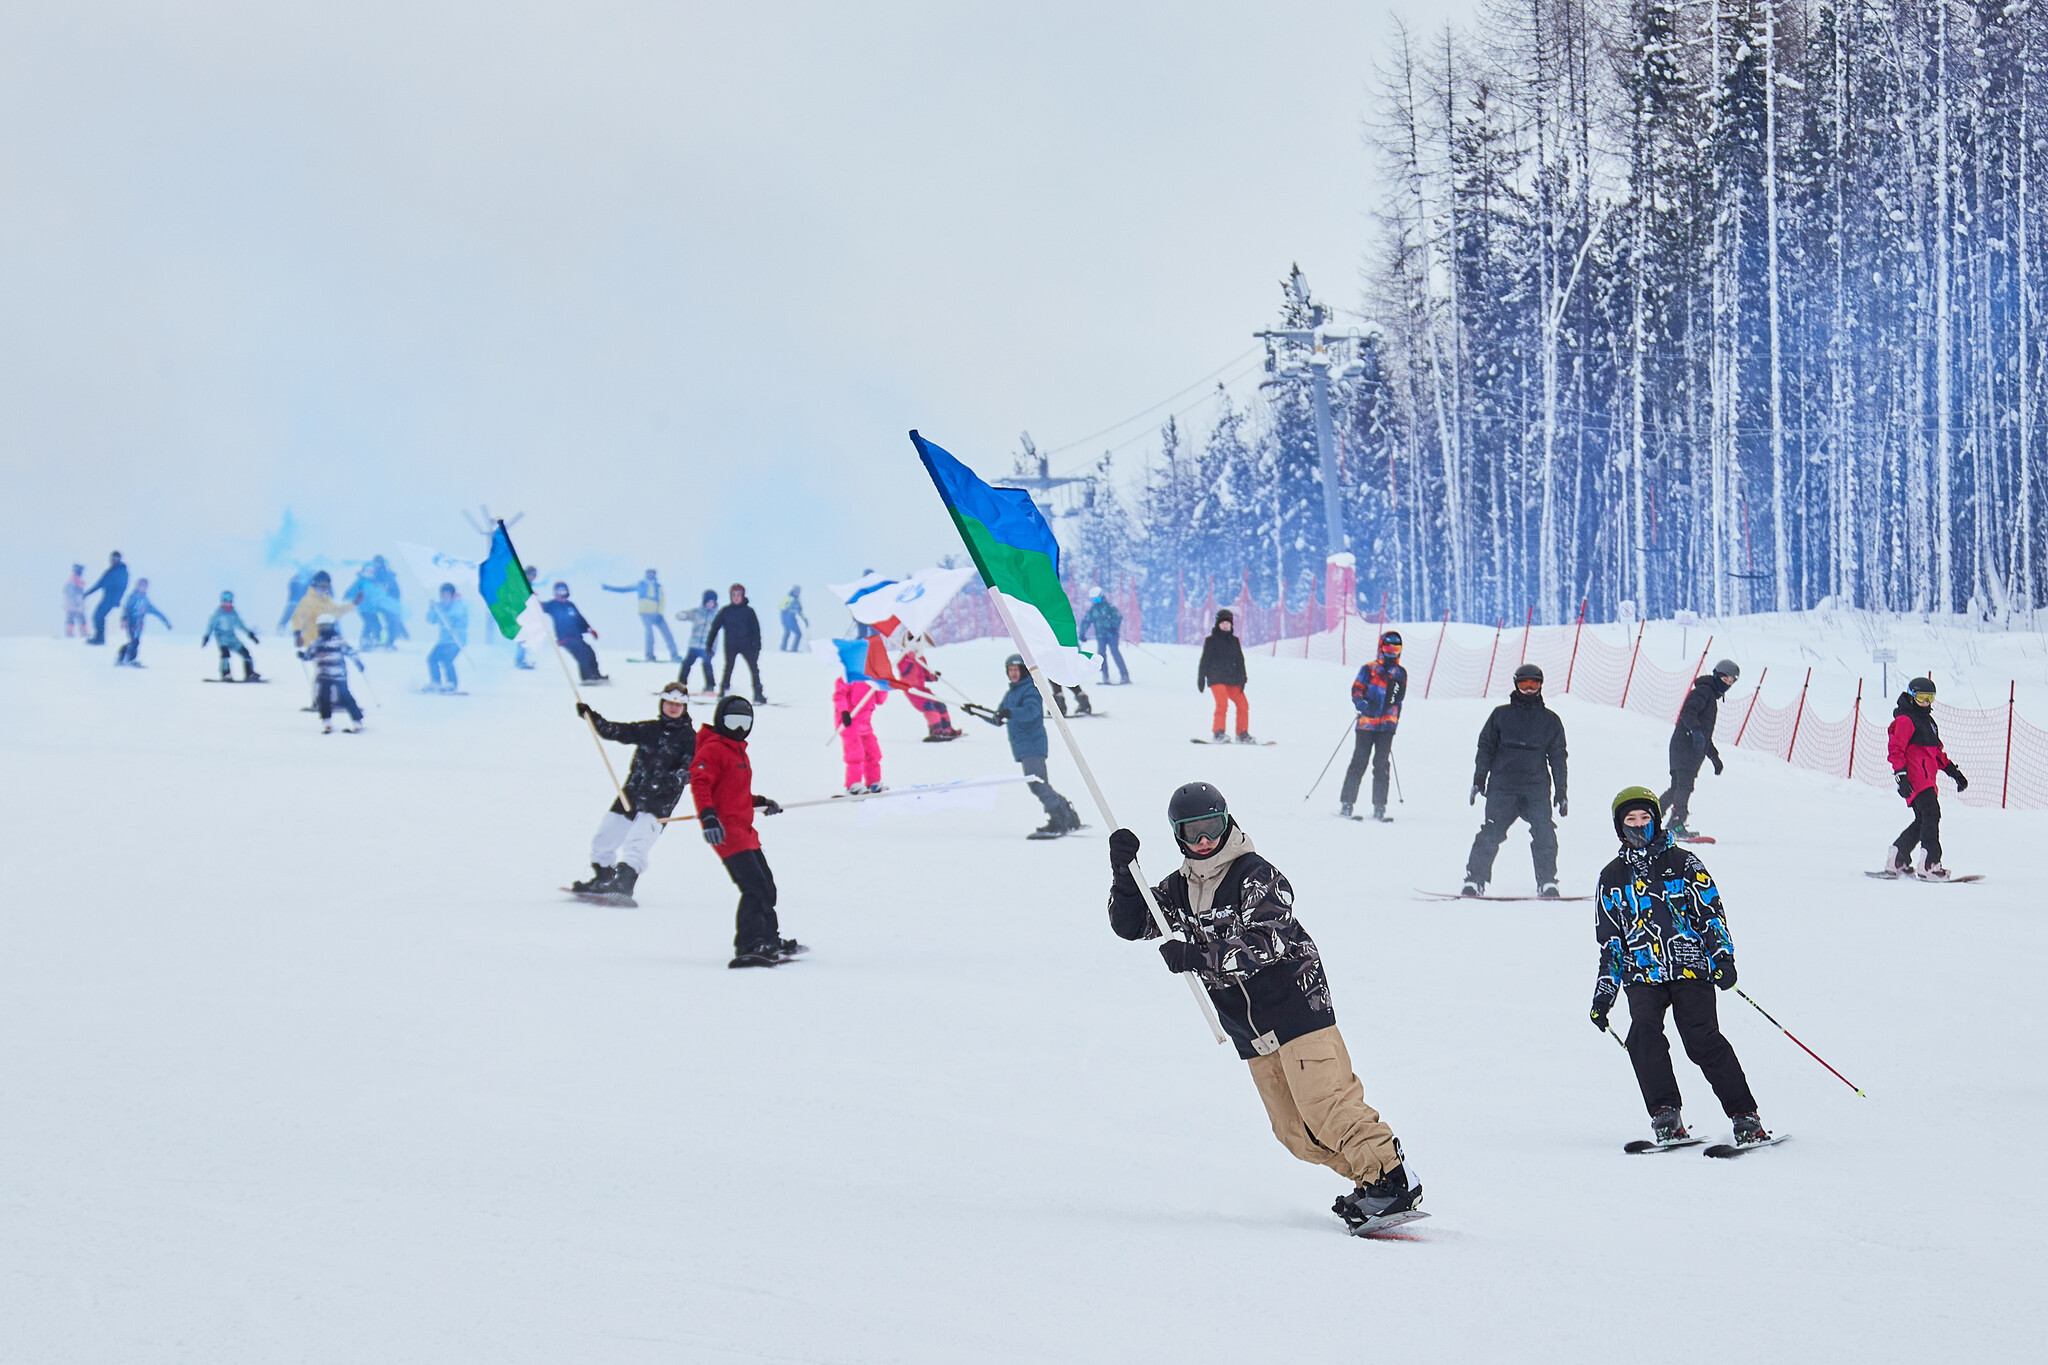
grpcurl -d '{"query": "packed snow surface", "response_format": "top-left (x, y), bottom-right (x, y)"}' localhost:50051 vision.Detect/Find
top-left (2, 633), bottom-right (2042, 1362)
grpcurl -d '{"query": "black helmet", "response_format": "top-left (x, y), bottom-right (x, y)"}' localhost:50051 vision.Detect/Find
top-left (1611, 785), bottom-right (1661, 846)
top-left (1167, 781), bottom-right (1233, 858)
top-left (1711, 659), bottom-right (1741, 683)
top-left (1513, 663), bottom-right (1544, 685)
top-left (1907, 676), bottom-right (1936, 698)
top-left (712, 695), bottom-right (755, 740)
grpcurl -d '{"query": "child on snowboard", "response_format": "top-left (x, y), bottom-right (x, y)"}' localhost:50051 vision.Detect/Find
top-left (1462, 663), bottom-right (1568, 897)
top-left (689, 696), bottom-right (799, 968)
top-left (674, 589), bottom-right (718, 692)
top-left (64, 565), bottom-right (88, 637)
top-left (1339, 631), bottom-right (1407, 820)
top-left (895, 638), bottom-right (959, 740)
top-left (833, 668), bottom-right (887, 794)
top-left (1106, 782), bottom-right (1423, 1235)
top-left (969, 655), bottom-right (1082, 839)
top-left (1884, 677), bottom-right (1968, 880)
top-left (1663, 660), bottom-right (1740, 840)
top-left (202, 591), bottom-right (262, 681)
top-left (298, 615), bottom-right (366, 732)
top-left (568, 680), bottom-right (697, 905)
top-left (115, 579), bottom-right (172, 666)
top-left (1197, 608), bottom-right (1252, 742)
top-left (1591, 787), bottom-right (1768, 1149)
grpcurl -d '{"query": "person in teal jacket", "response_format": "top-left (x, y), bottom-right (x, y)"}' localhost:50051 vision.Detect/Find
top-left (201, 591), bottom-right (262, 681)
top-left (115, 579), bottom-right (171, 667)
top-left (605, 569), bottom-right (681, 662)
top-left (424, 583), bottom-right (469, 692)
top-left (969, 654), bottom-right (1082, 839)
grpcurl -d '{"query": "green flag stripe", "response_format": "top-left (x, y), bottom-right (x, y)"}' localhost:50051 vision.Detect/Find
top-left (954, 511), bottom-right (1080, 647)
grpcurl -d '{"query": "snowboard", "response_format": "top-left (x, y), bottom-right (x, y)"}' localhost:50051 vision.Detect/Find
top-left (1624, 1137), bottom-right (1707, 1154)
top-left (561, 887), bottom-right (638, 908)
top-left (625, 657), bottom-right (685, 665)
top-left (1189, 737), bottom-right (1278, 747)
top-left (202, 677), bottom-right (270, 683)
top-left (1864, 870), bottom-right (1984, 883)
top-left (1674, 834), bottom-right (1717, 845)
top-left (1059, 711), bottom-right (1110, 719)
top-left (1026, 824), bottom-right (1093, 840)
top-left (1345, 1209), bottom-right (1431, 1238)
top-left (1704, 1134), bottom-right (1790, 1158)
top-left (419, 688), bottom-right (471, 695)
top-left (1415, 889), bottom-right (1591, 903)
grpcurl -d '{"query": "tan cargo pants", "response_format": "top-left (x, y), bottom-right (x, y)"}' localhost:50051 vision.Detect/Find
top-left (1246, 1024), bottom-right (1399, 1186)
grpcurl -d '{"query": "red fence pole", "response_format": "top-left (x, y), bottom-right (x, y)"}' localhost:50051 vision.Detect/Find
top-left (1423, 608), bottom-right (1451, 699)
top-left (1733, 665), bottom-right (1767, 746)
top-left (1785, 667), bottom-right (1814, 762)
top-left (1482, 618), bottom-right (1504, 695)
top-left (1518, 605), bottom-right (1535, 667)
top-left (1563, 597), bottom-right (1589, 693)
top-left (2004, 680), bottom-right (2016, 809)
top-left (1618, 620), bottom-right (1647, 709)
top-left (1846, 680), bottom-right (1863, 779)
top-left (1676, 637), bottom-right (1714, 723)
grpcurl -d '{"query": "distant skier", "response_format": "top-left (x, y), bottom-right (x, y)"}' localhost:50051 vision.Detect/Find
top-left (201, 591), bottom-right (262, 681)
top-left (970, 655), bottom-right (1082, 839)
top-left (277, 566), bottom-right (314, 634)
top-left (689, 696), bottom-right (800, 968)
top-left (673, 589), bottom-right (718, 692)
top-left (833, 668), bottom-right (888, 794)
top-left (779, 585), bottom-right (808, 652)
top-left (346, 558), bottom-right (405, 650)
top-left (288, 570), bottom-right (355, 647)
top-left (423, 582), bottom-right (469, 692)
top-left (1081, 588), bottom-right (1130, 685)
top-left (512, 565), bottom-right (543, 669)
top-left (63, 565), bottom-right (88, 637)
top-left (1462, 663), bottom-right (1569, 898)
top-left (895, 638), bottom-right (959, 741)
top-left (605, 568), bottom-right (681, 662)
top-left (707, 583), bottom-right (766, 703)
top-left (298, 615), bottom-right (365, 733)
top-left (1883, 677), bottom-right (1968, 880)
top-left (369, 555), bottom-right (407, 645)
top-left (113, 578), bottom-right (171, 666)
top-left (1663, 660), bottom-right (1739, 839)
top-left (1107, 782), bottom-right (1424, 1235)
top-left (1339, 631), bottom-right (1408, 821)
top-left (1592, 786), bottom-right (1767, 1150)
top-left (567, 680), bottom-right (697, 905)
top-left (1047, 678), bottom-right (1094, 717)
top-left (541, 582), bottom-right (606, 683)
top-left (1197, 608), bottom-right (1252, 742)
top-left (82, 551), bottom-right (128, 645)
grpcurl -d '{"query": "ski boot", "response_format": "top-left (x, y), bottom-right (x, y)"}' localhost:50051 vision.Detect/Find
top-left (570, 863), bottom-right (613, 895)
top-left (607, 865), bottom-right (639, 906)
top-left (1340, 802), bottom-right (1354, 819)
top-left (1210, 729), bottom-right (1225, 742)
top-left (343, 721), bottom-right (363, 733)
top-left (1666, 819), bottom-right (1695, 841)
top-left (728, 940), bottom-right (782, 969)
top-left (1060, 802), bottom-right (1086, 834)
top-left (1459, 881), bottom-right (1483, 898)
top-left (1919, 861), bottom-right (1951, 881)
top-left (865, 783), bottom-right (886, 794)
top-left (1372, 807), bottom-right (1391, 823)
top-left (1332, 1158), bottom-right (1424, 1235)
top-left (1731, 1112), bottom-right (1770, 1146)
top-left (243, 669), bottom-right (262, 682)
top-left (1073, 687), bottom-right (1093, 716)
top-left (321, 721), bottom-right (334, 734)
top-left (846, 784), bottom-right (863, 797)
top-left (1879, 845), bottom-right (1909, 876)
top-left (1537, 882), bottom-right (1561, 900)
top-left (775, 938), bottom-right (809, 961)
top-left (1235, 732), bottom-right (1255, 744)
top-left (1650, 1107), bottom-right (1687, 1144)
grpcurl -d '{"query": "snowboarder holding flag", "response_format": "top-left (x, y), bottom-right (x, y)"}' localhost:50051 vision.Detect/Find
top-left (567, 681), bottom-right (696, 905)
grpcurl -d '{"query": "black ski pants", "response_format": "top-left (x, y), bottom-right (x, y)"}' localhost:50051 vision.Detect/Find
top-left (561, 635), bottom-right (602, 682)
top-left (89, 596), bottom-right (117, 643)
top-left (1624, 980), bottom-right (1756, 1119)
top-left (1464, 785), bottom-right (1558, 887)
top-left (1020, 754), bottom-right (1075, 824)
top-left (1662, 737), bottom-right (1708, 828)
top-left (721, 847), bottom-right (780, 951)
top-left (1894, 789), bottom-right (1943, 868)
top-left (721, 647), bottom-right (764, 701)
top-left (217, 643), bottom-right (254, 678)
top-left (1339, 727), bottom-right (1395, 810)
top-left (315, 678), bottom-right (363, 723)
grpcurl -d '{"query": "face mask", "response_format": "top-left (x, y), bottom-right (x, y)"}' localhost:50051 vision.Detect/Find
top-left (1174, 813), bottom-right (1230, 847)
top-left (1622, 821), bottom-right (1654, 848)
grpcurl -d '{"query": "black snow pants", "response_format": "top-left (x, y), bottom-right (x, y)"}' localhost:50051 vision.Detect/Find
top-left (1339, 728), bottom-right (1396, 811)
top-left (218, 643), bottom-right (254, 678)
top-left (721, 648), bottom-right (764, 701)
top-left (721, 847), bottom-right (781, 952)
top-left (315, 678), bottom-right (363, 723)
top-left (1662, 737), bottom-right (1708, 828)
top-left (1624, 979), bottom-right (1757, 1119)
top-left (1020, 754), bottom-right (1076, 825)
top-left (1894, 789), bottom-right (1943, 868)
top-left (1464, 785), bottom-right (1558, 887)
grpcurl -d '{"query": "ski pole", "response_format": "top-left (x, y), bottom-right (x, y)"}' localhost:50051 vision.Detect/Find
top-left (1602, 1022), bottom-right (1628, 1051)
top-left (352, 663), bottom-right (382, 709)
top-left (1304, 719), bottom-right (1355, 801)
top-left (1735, 988), bottom-right (1868, 1097)
top-left (1392, 755), bottom-right (1405, 805)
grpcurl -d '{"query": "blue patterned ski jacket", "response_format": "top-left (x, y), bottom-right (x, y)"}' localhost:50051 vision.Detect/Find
top-left (1592, 835), bottom-right (1734, 1011)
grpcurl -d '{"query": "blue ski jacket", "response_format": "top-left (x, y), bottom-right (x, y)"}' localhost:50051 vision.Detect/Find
top-left (1593, 835), bottom-right (1735, 1012)
top-left (203, 606), bottom-right (257, 648)
top-left (995, 675), bottom-right (1048, 761)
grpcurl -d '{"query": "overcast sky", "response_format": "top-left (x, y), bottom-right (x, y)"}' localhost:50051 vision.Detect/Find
top-left (0, 0), bottom-right (1480, 632)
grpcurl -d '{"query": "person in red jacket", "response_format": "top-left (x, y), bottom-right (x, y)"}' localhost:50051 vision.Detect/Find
top-left (895, 637), bottom-right (959, 741)
top-left (1884, 676), bottom-right (1968, 880)
top-left (689, 695), bottom-right (802, 967)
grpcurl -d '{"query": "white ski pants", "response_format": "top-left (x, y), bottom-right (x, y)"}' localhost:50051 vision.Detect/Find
top-left (590, 810), bottom-right (664, 873)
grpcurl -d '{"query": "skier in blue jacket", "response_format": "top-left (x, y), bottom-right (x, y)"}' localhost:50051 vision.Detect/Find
top-left (541, 582), bottom-right (605, 683)
top-left (201, 591), bottom-right (262, 681)
top-left (969, 654), bottom-right (1081, 839)
top-left (423, 582), bottom-right (470, 692)
top-left (114, 578), bottom-right (171, 666)
top-left (604, 568), bottom-right (681, 662)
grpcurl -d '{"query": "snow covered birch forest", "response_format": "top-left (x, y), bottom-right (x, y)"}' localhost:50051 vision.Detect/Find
top-left (1081, 0), bottom-right (2048, 632)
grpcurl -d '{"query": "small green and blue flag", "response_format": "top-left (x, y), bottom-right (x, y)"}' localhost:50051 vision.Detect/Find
top-left (477, 521), bottom-right (533, 640)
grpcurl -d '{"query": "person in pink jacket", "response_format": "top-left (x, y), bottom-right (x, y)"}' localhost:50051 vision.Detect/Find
top-left (834, 674), bottom-right (887, 794)
top-left (895, 638), bottom-right (959, 741)
top-left (1883, 676), bottom-right (1967, 880)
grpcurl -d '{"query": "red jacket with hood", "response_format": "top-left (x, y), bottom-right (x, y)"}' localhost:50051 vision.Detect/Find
top-left (1886, 696), bottom-right (1951, 801)
top-left (690, 727), bottom-right (761, 857)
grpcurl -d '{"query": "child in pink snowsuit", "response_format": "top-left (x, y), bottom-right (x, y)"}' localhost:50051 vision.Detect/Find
top-left (896, 644), bottom-right (958, 741)
top-left (834, 676), bottom-right (886, 793)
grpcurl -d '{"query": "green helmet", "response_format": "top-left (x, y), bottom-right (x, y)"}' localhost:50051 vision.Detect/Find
top-left (1611, 785), bottom-right (1662, 844)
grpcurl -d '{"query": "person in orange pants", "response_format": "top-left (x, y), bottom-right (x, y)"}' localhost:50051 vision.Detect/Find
top-left (1197, 608), bottom-right (1253, 742)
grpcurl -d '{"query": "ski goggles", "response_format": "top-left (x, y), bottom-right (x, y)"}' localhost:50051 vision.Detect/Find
top-left (1172, 813), bottom-right (1231, 846)
top-left (1911, 689), bottom-right (1936, 704)
top-left (1515, 678), bottom-right (1543, 693)
top-left (1380, 643), bottom-right (1402, 656)
top-left (723, 712), bottom-right (754, 733)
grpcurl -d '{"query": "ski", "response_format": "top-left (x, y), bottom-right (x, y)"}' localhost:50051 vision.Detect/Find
top-left (1704, 1134), bottom-right (1791, 1158)
top-left (1189, 737), bottom-right (1278, 747)
top-left (1414, 889), bottom-right (1591, 903)
top-left (202, 677), bottom-right (270, 683)
top-left (1864, 870), bottom-right (1983, 883)
top-left (1345, 1209), bottom-right (1431, 1238)
top-left (1624, 1137), bottom-right (1708, 1154)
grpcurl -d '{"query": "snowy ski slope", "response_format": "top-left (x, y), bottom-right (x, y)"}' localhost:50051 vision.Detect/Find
top-left (1, 633), bottom-right (2041, 1362)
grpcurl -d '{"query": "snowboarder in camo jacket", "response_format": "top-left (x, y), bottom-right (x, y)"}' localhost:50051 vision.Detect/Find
top-left (1107, 782), bottom-right (1423, 1235)
top-left (568, 680), bottom-right (697, 905)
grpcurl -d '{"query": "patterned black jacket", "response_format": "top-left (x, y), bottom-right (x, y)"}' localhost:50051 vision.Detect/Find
top-left (590, 709), bottom-right (696, 818)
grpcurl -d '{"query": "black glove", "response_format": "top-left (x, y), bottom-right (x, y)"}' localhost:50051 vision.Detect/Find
top-left (1556, 794), bottom-right (1569, 817)
top-left (754, 797), bottom-right (782, 816)
top-left (1469, 783), bottom-right (1484, 806)
top-left (1158, 940), bottom-right (1201, 974)
top-left (1710, 754), bottom-right (1724, 776)
top-left (1108, 828), bottom-right (1140, 871)
top-left (250, 634), bottom-right (259, 645)
top-left (839, 710), bottom-right (853, 727)
top-left (1895, 770), bottom-right (1913, 799)
top-left (1712, 960), bottom-right (1738, 991)
top-left (995, 707), bottom-right (1010, 722)
top-left (1946, 763), bottom-right (1969, 792)
top-left (700, 812), bottom-right (726, 847)
top-left (1591, 979), bottom-right (1618, 1032)
top-left (576, 701), bottom-right (592, 719)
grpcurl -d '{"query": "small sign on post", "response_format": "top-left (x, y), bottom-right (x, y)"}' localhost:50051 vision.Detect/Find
top-left (1872, 646), bottom-right (1897, 696)
top-left (1674, 609), bottom-right (1699, 659)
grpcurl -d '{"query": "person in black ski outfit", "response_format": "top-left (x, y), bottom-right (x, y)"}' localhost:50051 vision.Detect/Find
top-left (1339, 631), bottom-right (1408, 820)
top-left (1462, 663), bottom-right (1569, 897)
top-left (1591, 785), bottom-right (1767, 1149)
top-left (1662, 660), bottom-right (1739, 839)
top-left (970, 655), bottom-right (1082, 838)
top-left (706, 582), bottom-right (766, 703)
top-left (1107, 782), bottom-right (1423, 1235)
top-left (1197, 608), bottom-right (1252, 741)
top-left (83, 551), bottom-right (128, 645)
top-left (568, 680), bottom-right (697, 905)
top-left (541, 582), bottom-right (606, 682)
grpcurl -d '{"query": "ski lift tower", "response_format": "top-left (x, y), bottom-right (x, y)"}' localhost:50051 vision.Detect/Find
top-left (1256, 321), bottom-right (1368, 625)
top-left (994, 432), bottom-right (1097, 524)
top-left (461, 504), bottom-right (524, 543)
